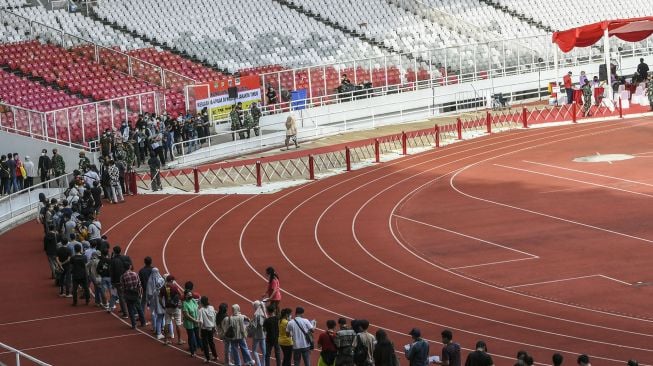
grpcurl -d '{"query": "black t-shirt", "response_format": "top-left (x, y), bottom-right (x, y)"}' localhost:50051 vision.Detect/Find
top-left (465, 351), bottom-right (493, 366)
top-left (263, 315), bottom-right (279, 344)
top-left (70, 254), bottom-right (88, 280)
top-left (56, 245), bottom-right (71, 264)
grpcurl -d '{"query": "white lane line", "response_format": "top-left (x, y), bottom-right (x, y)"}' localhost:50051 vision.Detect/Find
top-left (505, 275), bottom-right (602, 289)
top-left (394, 214), bottom-right (539, 259)
top-left (523, 160), bottom-right (653, 187)
top-left (599, 275), bottom-right (633, 286)
top-left (0, 333), bottom-right (140, 354)
top-left (506, 274), bottom-right (631, 289)
top-left (450, 257), bottom-right (538, 270)
top-left (104, 195), bottom-right (172, 234)
top-left (494, 163), bottom-right (653, 199)
top-left (0, 310), bottom-right (105, 327)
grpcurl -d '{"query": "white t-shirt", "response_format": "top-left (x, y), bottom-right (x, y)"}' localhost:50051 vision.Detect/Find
top-left (286, 316), bottom-right (313, 350)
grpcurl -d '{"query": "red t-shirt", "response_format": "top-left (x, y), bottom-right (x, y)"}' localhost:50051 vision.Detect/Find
top-left (563, 74), bottom-right (572, 88)
top-left (318, 330), bottom-right (337, 352)
top-left (267, 278), bottom-right (281, 301)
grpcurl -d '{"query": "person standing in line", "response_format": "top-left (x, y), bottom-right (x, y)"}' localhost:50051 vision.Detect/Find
top-left (6, 153), bottom-right (17, 193)
top-left (0, 155), bottom-right (9, 195)
top-left (13, 153), bottom-right (25, 190)
top-left (317, 319), bottom-right (338, 366)
top-left (182, 289), bottom-right (201, 358)
top-left (404, 328), bottom-right (429, 366)
top-left (552, 353), bottom-right (563, 366)
top-left (464, 341), bottom-right (493, 366)
top-left (56, 239), bottom-right (72, 298)
top-left (51, 148), bottom-right (65, 187)
top-left (78, 151), bottom-right (90, 173)
top-left (37, 149), bottom-right (51, 188)
top-left (284, 115), bottom-right (299, 150)
top-left (577, 355), bottom-right (590, 366)
top-left (372, 329), bottom-right (398, 366)
top-left (146, 267), bottom-right (166, 340)
top-left (352, 320), bottom-right (375, 366)
top-left (216, 303), bottom-right (232, 365)
top-left (87, 250), bottom-right (105, 307)
top-left (197, 295), bottom-right (219, 363)
top-left (251, 300), bottom-right (268, 366)
top-left (223, 303), bottom-right (255, 366)
top-left (334, 318), bottom-right (356, 366)
top-left (263, 304), bottom-right (281, 366)
top-left (107, 159), bottom-right (124, 204)
top-left (278, 308), bottom-right (294, 366)
top-left (109, 245), bottom-right (131, 318)
top-left (44, 224), bottom-right (59, 280)
top-left (138, 256), bottom-right (153, 316)
top-left (160, 275), bottom-right (185, 346)
top-left (121, 264), bottom-right (147, 329)
top-left (286, 306), bottom-right (314, 366)
top-left (438, 329), bottom-right (461, 366)
top-left (262, 267), bottom-right (281, 315)
top-left (23, 155), bottom-right (35, 189)
top-left (70, 244), bottom-right (90, 306)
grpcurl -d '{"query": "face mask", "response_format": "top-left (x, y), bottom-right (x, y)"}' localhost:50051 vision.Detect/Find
top-left (42, 153), bottom-right (46, 156)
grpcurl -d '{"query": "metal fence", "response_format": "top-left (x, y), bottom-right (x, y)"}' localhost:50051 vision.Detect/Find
top-left (0, 90), bottom-right (162, 148)
top-left (258, 35), bottom-right (653, 109)
top-left (0, 341), bottom-right (51, 366)
top-left (0, 173), bottom-right (74, 224)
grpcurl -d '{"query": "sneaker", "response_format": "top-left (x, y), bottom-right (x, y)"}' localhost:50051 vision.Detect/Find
top-left (65, 294), bottom-right (73, 298)
top-left (58, 293), bottom-right (66, 297)
top-left (156, 334), bottom-right (165, 340)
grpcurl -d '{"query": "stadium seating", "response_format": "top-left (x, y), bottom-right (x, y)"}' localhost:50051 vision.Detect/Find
top-left (11, 7), bottom-right (146, 50)
top-left (93, 0), bottom-right (387, 72)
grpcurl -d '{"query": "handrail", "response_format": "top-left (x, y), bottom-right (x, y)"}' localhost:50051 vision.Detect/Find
top-left (0, 342), bottom-right (51, 366)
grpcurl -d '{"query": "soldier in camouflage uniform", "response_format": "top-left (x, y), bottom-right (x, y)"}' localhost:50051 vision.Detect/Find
top-left (243, 110), bottom-right (253, 139)
top-left (78, 151), bottom-right (90, 173)
top-left (51, 148), bottom-right (65, 187)
top-left (250, 102), bottom-right (261, 137)
top-left (230, 104), bottom-right (244, 140)
top-left (647, 75), bottom-right (653, 111)
top-left (581, 79), bottom-right (593, 117)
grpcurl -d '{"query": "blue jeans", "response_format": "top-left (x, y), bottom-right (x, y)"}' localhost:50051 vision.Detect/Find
top-left (251, 338), bottom-right (266, 366)
top-left (186, 327), bottom-right (200, 355)
top-left (126, 298), bottom-right (146, 328)
top-left (153, 311), bottom-right (165, 336)
top-left (93, 279), bottom-right (106, 305)
top-left (231, 338), bottom-right (254, 366)
top-left (293, 347), bottom-right (310, 366)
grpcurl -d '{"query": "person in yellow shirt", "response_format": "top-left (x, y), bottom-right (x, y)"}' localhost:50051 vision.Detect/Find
top-left (278, 308), bottom-right (294, 366)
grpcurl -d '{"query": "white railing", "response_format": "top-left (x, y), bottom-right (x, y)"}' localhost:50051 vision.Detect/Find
top-left (0, 173), bottom-right (74, 226)
top-left (170, 73), bottom-right (557, 166)
top-left (258, 35), bottom-right (652, 109)
top-left (0, 90), bottom-right (162, 148)
top-left (0, 342), bottom-right (51, 366)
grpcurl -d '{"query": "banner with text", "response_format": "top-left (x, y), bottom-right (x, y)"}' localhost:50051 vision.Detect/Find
top-left (196, 88), bottom-right (262, 122)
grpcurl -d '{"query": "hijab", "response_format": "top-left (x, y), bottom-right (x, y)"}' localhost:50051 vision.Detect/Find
top-left (146, 267), bottom-right (164, 298)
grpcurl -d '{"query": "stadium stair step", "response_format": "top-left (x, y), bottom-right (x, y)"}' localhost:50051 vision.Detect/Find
top-left (477, 0), bottom-right (551, 33)
top-left (272, 0), bottom-right (405, 57)
top-left (83, 6), bottom-right (232, 76)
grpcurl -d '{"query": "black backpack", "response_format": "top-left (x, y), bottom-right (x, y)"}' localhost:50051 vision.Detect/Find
top-left (353, 334), bottom-right (368, 366)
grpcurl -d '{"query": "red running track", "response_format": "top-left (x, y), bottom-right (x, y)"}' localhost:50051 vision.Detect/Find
top-left (2, 117), bottom-right (653, 366)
